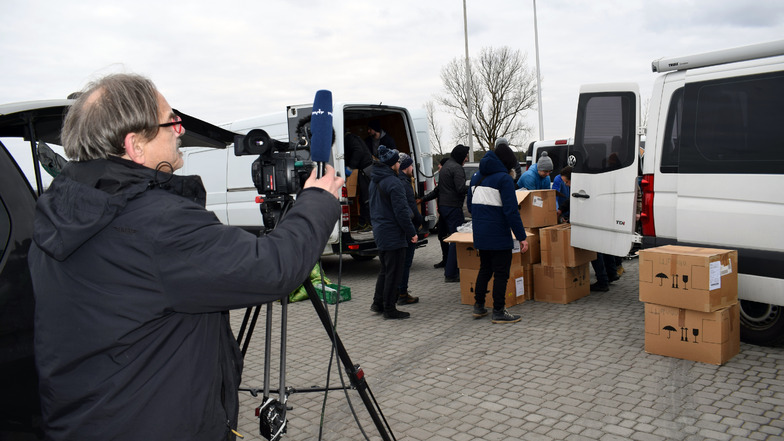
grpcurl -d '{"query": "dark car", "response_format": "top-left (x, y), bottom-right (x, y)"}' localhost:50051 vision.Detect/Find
top-left (0, 100), bottom-right (236, 439)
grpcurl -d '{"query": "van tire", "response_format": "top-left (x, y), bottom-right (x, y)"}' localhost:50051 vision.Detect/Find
top-left (739, 300), bottom-right (784, 347)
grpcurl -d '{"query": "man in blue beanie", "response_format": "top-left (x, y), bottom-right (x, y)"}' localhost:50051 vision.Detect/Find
top-left (369, 145), bottom-right (418, 319)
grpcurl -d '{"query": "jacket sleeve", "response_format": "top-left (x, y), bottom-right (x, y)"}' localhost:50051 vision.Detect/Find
top-left (386, 178), bottom-right (417, 239)
top-left (501, 176), bottom-right (526, 241)
top-left (421, 186), bottom-right (439, 202)
top-left (154, 188), bottom-right (340, 313)
top-left (453, 165), bottom-right (468, 197)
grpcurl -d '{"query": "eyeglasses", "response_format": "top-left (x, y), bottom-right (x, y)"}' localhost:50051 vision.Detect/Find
top-left (158, 115), bottom-right (184, 134)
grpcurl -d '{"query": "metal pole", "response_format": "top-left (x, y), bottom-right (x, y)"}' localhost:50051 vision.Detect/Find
top-left (533, 0), bottom-right (544, 140)
top-left (463, 0), bottom-right (475, 161)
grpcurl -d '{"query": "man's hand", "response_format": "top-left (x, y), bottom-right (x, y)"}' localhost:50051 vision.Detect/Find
top-left (520, 239), bottom-right (529, 254)
top-left (411, 235), bottom-right (418, 244)
top-left (304, 164), bottom-right (344, 199)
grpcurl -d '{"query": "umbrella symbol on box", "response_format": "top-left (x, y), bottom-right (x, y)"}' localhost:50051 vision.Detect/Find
top-left (656, 273), bottom-right (669, 286)
top-left (663, 325), bottom-right (677, 339)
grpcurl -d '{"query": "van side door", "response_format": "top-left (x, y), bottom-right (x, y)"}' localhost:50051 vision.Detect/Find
top-left (569, 83), bottom-right (641, 256)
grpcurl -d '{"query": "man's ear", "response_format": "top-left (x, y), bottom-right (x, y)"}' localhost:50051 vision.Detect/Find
top-left (123, 132), bottom-right (145, 165)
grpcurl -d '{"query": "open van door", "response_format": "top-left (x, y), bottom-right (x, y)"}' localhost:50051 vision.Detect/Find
top-left (569, 83), bottom-right (641, 257)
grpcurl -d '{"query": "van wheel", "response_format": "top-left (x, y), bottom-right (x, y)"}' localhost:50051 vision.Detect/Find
top-left (739, 300), bottom-right (784, 346)
top-left (350, 254), bottom-right (376, 262)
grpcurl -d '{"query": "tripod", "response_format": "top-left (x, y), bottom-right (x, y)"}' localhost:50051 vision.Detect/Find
top-left (235, 195), bottom-right (395, 441)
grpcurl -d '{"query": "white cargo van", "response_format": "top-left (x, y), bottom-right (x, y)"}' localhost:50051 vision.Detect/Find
top-left (179, 103), bottom-right (436, 261)
top-left (567, 40), bottom-right (784, 345)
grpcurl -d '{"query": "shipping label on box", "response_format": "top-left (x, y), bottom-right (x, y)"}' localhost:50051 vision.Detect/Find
top-left (515, 189), bottom-right (557, 228)
top-left (639, 246), bottom-right (738, 312)
top-left (539, 224), bottom-right (597, 268)
top-left (532, 263), bottom-right (590, 304)
top-left (644, 302), bottom-right (739, 365)
top-left (459, 267), bottom-right (528, 308)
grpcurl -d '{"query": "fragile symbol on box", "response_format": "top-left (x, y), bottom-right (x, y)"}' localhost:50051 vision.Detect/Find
top-left (662, 325), bottom-right (700, 343)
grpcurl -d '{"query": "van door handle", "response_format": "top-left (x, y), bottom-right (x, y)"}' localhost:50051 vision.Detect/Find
top-left (572, 192), bottom-right (590, 199)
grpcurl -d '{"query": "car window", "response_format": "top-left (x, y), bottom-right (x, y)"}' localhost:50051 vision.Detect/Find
top-left (1, 138), bottom-right (65, 192)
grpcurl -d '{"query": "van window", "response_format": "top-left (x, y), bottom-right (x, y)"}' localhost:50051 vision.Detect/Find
top-left (660, 88), bottom-right (684, 173)
top-left (574, 92), bottom-right (636, 174)
top-left (680, 72), bottom-right (784, 174)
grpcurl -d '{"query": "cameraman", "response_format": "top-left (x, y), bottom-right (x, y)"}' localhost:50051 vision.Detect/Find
top-left (28, 73), bottom-right (343, 441)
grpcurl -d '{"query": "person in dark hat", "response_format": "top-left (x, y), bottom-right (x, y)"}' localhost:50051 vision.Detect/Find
top-left (467, 143), bottom-right (529, 323)
top-left (396, 153), bottom-right (424, 305)
top-left (365, 120), bottom-right (397, 158)
top-left (368, 145), bottom-right (418, 319)
top-left (438, 144), bottom-right (470, 283)
top-left (419, 157), bottom-right (451, 267)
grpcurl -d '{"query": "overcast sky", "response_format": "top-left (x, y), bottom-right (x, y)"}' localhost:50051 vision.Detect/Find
top-left (3, 0), bottom-right (784, 153)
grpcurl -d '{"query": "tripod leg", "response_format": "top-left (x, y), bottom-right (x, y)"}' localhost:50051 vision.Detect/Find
top-left (304, 279), bottom-right (395, 441)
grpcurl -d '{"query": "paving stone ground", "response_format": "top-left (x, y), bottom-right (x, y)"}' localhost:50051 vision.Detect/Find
top-left (231, 240), bottom-right (784, 441)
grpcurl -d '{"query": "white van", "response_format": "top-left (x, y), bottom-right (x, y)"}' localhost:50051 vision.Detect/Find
top-left (525, 138), bottom-right (574, 181)
top-left (179, 103), bottom-right (436, 261)
top-left (567, 40), bottom-right (784, 346)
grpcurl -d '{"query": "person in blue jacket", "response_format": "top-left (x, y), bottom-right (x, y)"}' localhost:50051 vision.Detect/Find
top-left (369, 145), bottom-right (418, 319)
top-left (467, 142), bottom-right (529, 324)
top-left (552, 165), bottom-right (572, 222)
top-left (517, 151), bottom-right (554, 190)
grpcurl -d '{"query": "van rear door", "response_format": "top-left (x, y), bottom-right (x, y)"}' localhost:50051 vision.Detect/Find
top-left (569, 83), bottom-right (640, 256)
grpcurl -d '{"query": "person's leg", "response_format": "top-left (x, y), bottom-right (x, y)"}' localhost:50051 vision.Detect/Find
top-left (591, 253), bottom-right (610, 291)
top-left (473, 250), bottom-right (493, 318)
top-left (435, 214), bottom-right (448, 268)
top-left (383, 248), bottom-right (410, 319)
top-left (358, 170), bottom-right (371, 227)
top-left (489, 250), bottom-right (513, 312)
top-left (372, 250), bottom-right (388, 312)
top-left (397, 242), bottom-right (419, 304)
top-left (604, 254), bottom-right (618, 282)
top-left (441, 206), bottom-right (464, 281)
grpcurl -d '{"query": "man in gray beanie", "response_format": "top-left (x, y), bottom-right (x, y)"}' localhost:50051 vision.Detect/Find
top-left (369, 145), bottom-right (418, 319)
top-left (517, 150), bottom-right (553, 190)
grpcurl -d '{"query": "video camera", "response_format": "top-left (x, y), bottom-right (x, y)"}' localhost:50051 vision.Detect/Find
top-left (233, 127), bottom-right (313, 196)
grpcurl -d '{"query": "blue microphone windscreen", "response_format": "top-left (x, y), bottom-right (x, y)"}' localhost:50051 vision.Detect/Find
top-left (310, 90), bottom-right (333, 163)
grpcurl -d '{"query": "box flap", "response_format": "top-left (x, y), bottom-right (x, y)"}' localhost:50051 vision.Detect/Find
top-left (444, 232), bottom-right (474, 243)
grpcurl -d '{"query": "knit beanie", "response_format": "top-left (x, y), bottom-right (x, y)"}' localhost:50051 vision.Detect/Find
top-left (450, 144), bottom-right (470, 164)
top-left (399, 153), bottom-right (413, 170)
top-left (378, 145), bottom-right (400, 167)
top-left (369, 120), bottom-right (382, 132)
top-left (494, 143), bottom-right (518, 171)
top-left (537, 151), bottom-right (554, 171)
top-left (494, 137), bottom-right (509, 149)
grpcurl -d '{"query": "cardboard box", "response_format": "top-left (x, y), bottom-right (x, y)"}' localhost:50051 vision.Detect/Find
top-left (345, 171), bottom-right (358, 197)
top-left (644, 302), bottom-right (740, 365)
top-left (516, 189), bottom-right (557, 228)
top-left (539, 224), bottom-right (597, 267)
top-left (518, 228), bottom-right (541, 266)
top-left (639, 246), bottom-right (738, 312)
top-left (459, 266), bottom-right (530, 307)
top-left (532, 263), bottom-right (590, 304)
top-left (445, 232), bottom-right (480, 270)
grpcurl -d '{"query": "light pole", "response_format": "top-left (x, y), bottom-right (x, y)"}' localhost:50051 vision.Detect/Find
top-left (533, 0), bottom-right (544, 140)
top-left (463, 0), bottom-right (475, 161)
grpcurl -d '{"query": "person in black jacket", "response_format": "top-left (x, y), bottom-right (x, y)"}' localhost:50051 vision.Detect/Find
top-left (438, 144), bottom-right (470, 282)
top-left (345, 132), bottom-right (374, 228)
top-left (396, 153), bottom-right (424, 305)
top-left (27, 73), bottom-right (343, 441)
top-left (365, 119), bottom-right (397, 158)
top-left (419, 157), bottom-right (450, 267)
top-left (368, 145), bottom-right (418, 319)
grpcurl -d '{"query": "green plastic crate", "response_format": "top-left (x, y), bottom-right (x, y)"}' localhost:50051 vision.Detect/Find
top-left (314, 283), bottom-right (351, 304)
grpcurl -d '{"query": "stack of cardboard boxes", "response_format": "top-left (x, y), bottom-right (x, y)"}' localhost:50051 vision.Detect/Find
top-left (639, 245), bottom-right (740, 365)
top-left (533, 223), bottom-right (596, 304)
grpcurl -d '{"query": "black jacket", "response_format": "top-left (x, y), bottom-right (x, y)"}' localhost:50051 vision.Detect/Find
top-left (368, 162), bottom-right (416, 250)
top-left (398, 172), bottom-right (423, 230)
top-left (437, 158), bottom-right (467, 208)
top-left (28, 157), bottom-right (339, 441)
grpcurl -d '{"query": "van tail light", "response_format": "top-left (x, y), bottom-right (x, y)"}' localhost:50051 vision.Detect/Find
top-left (341, 186), bottom-right (350, 227)
top-left (639, 174), bottom-right (655, 237)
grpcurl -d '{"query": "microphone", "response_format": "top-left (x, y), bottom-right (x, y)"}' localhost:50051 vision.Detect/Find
top-left (309, 89), bottom-right (333, 178)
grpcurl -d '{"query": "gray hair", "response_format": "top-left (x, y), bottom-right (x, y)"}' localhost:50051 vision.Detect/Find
top-left (62, 73), bottom-right (161, 161)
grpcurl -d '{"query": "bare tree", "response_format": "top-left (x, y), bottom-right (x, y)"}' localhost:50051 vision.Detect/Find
top-left (438, 46), bottom-right (537, 152)
top-left (424, 100), bottom-right (445, 156)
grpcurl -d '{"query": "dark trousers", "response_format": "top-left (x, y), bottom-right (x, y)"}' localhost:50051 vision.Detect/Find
top-left (374, 248), bottom-right (406, 310)
top-left (436, 214), bottom-right (449, 263)
top-left (474, 249), bottom-right (513, 311)
top-left (591, 253), bottom-right (617, 285)
top-left (440, 206), bottom-right (465, 279)
top-left (398, 241), bottom-right (417, 294)
top-left (358, 170), bottom-right (371, 225)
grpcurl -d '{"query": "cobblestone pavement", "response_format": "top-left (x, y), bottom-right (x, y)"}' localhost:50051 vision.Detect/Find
top-left (231, 240), bottom-right (784, 441)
